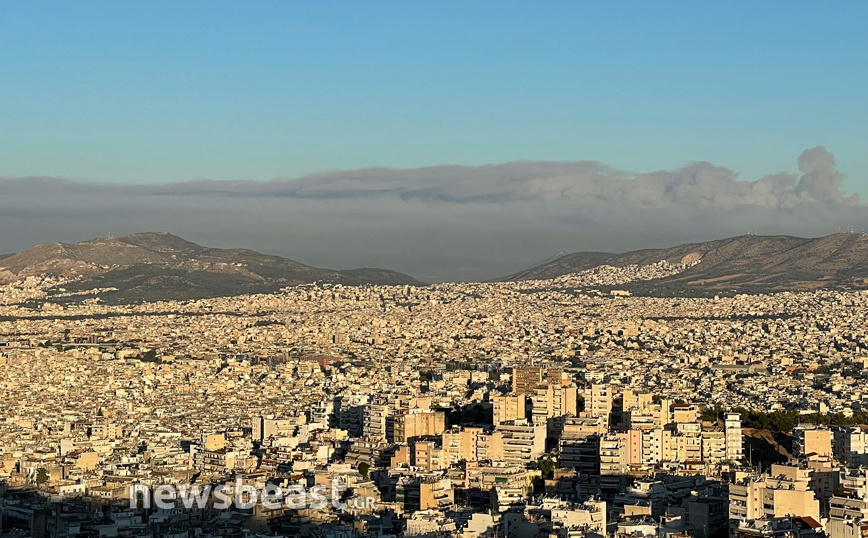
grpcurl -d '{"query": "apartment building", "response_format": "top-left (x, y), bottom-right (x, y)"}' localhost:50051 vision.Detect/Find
top-left (512, 366), bottom-right (543, 396)
top-left (491, 394), bottom-right (526, 426)
top-left (392, 410), bottom-right (445, 443)
top-left (530, 384), bottom-right (579, 427)
top-left (584, 384), bottom-right (613, 430)
top-left (833, 426), bottom-right (868, 467)
top-left (729, 465), bottom-right (820, 524)
top-left (497, 420), bottom-right (546, 464)
top-left (794, 426), bottom-right (833, 459)
top-left (725, 412), bottom-right (745, 462)
top-left (442, 426), bottom-right (502, 464)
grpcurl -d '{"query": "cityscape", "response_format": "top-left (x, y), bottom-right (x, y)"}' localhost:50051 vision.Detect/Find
top-left (2, 248), bottom-right (868, 537)
top-left (3, 1), bottom-right (868, 537)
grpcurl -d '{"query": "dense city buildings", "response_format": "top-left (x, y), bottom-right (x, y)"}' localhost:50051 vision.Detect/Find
top-left (2, 263), bottom-right (868, 537)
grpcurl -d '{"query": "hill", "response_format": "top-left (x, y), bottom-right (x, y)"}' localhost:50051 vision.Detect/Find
top-left (0, 232), bottom-right (423, 304)
top-left (499, 233), bottom-right (868, 295)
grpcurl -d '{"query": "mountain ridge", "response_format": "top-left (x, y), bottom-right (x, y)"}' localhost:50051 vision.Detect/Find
top-left (0, 232), bottom-right (424, 304)
top-left (497, 233), bottom-right (868, 295)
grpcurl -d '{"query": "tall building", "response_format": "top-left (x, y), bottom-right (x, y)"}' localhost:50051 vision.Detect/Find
top-left (492, 394), bottom-right (526, 425)
top-left (833, 426), bottom-right (868, 467)
top-left (672, 422), bottom-right (703, 462)
top-left (396, 477), bottom-right (454, 512)
top-left (335, 394), bottom-right (367, 437)
top-left (702, 430), bottom-right (727, 462)
top-left (530, 384), bottom-right (579, 427)
top-left (640, 428), bottom-right (672, 464)
top-left (252, 416), bottom-right (299, 442)
top-left (545, 367), bottom-right (567, 386)
top-left (442, 426), bottom-right (502, 464)
top-left (600, 433), bottom-right (632, 493)
top-left (729, 465), bottom-right (820, 524)
top-left (411, 440), bottom-right (445, 471)
top-left (393, 410), bottom-right (445, 443)
top-left (672, 403), bottom-right (699, 424)
top-left (309, 398), bottom-right (335, 427)
top-left (560, 417), bottom-right (605, 475)
top-left (512, 366), bottom-right (542, 396)
top-left (621, 389), bottom-right (654, 413)
top-left (793, 426), bottom-right (832, 459)
top-left (497, 420), bottom-right (545, 464)
top-left (725, 412), bottom-right (744, 462)
top-left (828, 468), bottom-right (868, 538)
top-left (364, 394), bottom-right (395, 440)
top-left (584, 384), bottom-right (613, 429)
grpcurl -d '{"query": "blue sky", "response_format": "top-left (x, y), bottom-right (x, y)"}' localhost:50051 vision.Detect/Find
top-left (1, 1), bottom-right (866, 192)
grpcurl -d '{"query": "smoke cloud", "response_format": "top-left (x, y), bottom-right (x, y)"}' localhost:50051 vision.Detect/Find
top-left (0, 146), bottom-right (863, 281)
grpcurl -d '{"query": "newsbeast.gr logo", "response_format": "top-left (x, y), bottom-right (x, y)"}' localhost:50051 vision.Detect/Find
top-left (130, 476), bottom-right (376, 511)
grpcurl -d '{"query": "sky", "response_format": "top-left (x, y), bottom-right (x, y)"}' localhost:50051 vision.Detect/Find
top-left (2, 2), bottom-right (868, 280)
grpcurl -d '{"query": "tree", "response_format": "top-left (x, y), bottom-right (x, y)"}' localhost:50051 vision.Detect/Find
top-left (531, 475), bottom-right (545, 494)
top-left (539, 457), bottom-right (557, 479)
top-left (358, 462), bottom-right (370, 480)
top-left (700, 405), bottom-right (724, 422)
top-left (36, 467), bottom-right (49, 486)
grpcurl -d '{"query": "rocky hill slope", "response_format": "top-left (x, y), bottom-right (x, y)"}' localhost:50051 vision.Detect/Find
top-left (499, 233), bottom-right (868, 295)
top-left (0, 232), bottom-right (423, 303)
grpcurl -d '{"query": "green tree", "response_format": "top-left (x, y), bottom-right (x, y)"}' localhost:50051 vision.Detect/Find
top-left (539, 457), bottom-right (558, 479)
top-left (700, 405), bottom-right (724, 422)
top-left (358, 462), bottom-right (370, 480)
top-left (36, 467), bottom-right (49, 486)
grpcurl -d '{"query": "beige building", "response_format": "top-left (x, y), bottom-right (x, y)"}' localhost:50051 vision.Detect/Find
top-left (725, 413), bottom-right (744, 462)
top-left (672, 403), bottom-right (699, 424)
top-left (671, 424), bottom-right (703, 463)
top-left (834, 426), bottom-right (868, 467)
top-left (794, 426), bottom-right (832, 459)
top-left (600, 433), bottom-right (630, 480)
top-left (530, 384), bottom-right (578, 427)
top-left (584, 384), bottom-right (613, 429)
top-left (442, 426), bottom-right (503, 464)
top-left (492, 394), bottom-right (526, 425)
top-left (203, 433), bottom-right (226, 451)
top-left (74, 451), bottom-right (100, 471)
top-left (393, 410), bottom-right (445, 443)
top-left (497, 420), bottom-right (546, 464)
top-left (729, 465), bottom-right (820, 523)
top-left (640, 428), bottom-right (672, 464)
top-left (702, 430), bottom-right (726, 462)
top-left (621, 389), bottom-right (655, 414)
top-left (420, 477), bottom-right (454, 511)
top-left (828, 469), bottom-right (868, 538)
top-left (397, 476), bottom-right (454, 512)
top-left (560, 417), bottom-right (605, 474)
top-left (413, 441), bottom-right (444, 471)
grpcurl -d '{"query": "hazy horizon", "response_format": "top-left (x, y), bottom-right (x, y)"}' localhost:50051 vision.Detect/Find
top-left (3, 146), bottom-right (867, 282)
